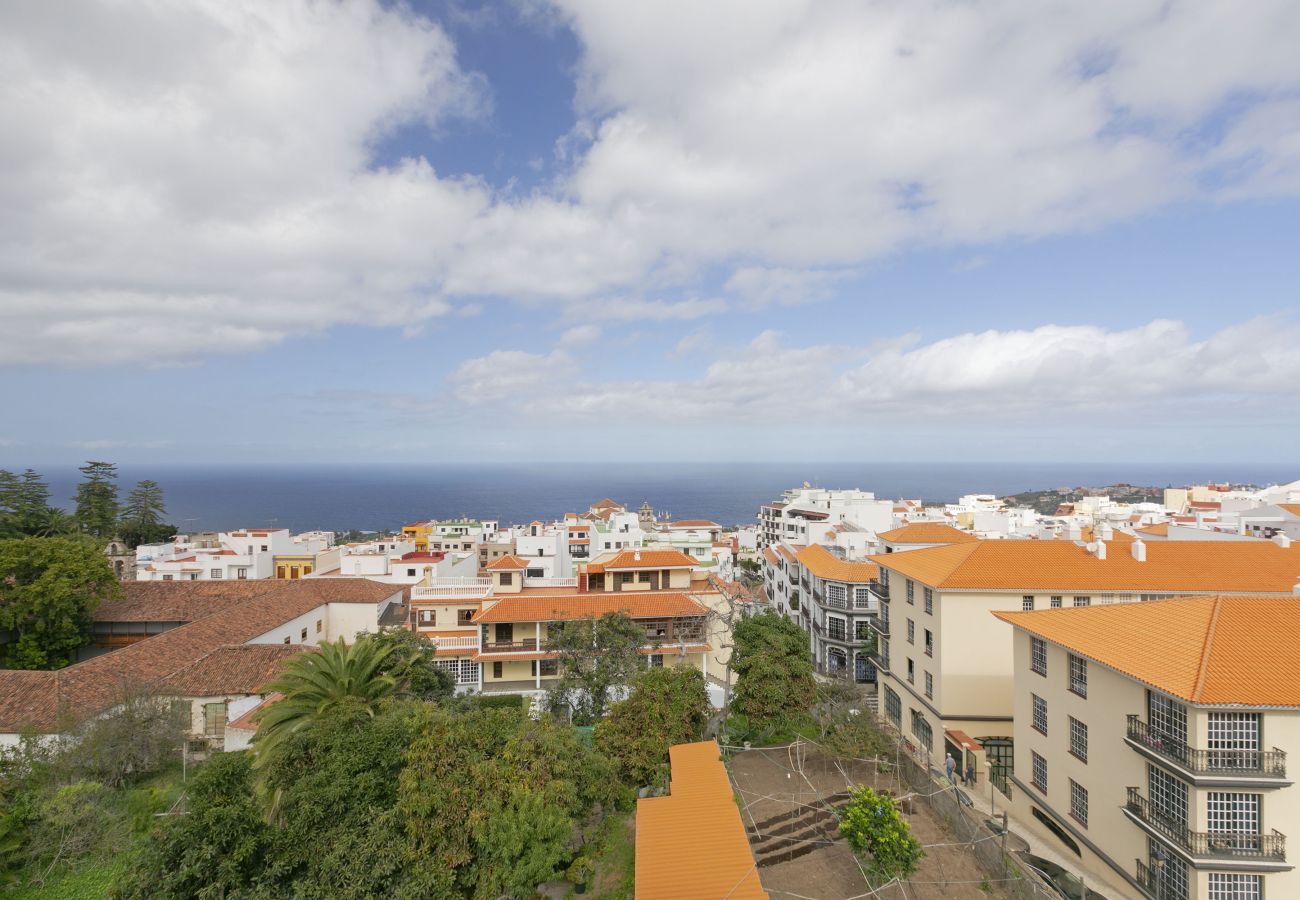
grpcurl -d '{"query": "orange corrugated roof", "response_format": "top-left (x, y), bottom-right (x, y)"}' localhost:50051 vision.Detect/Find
top-left (877, 523), bottom-right (978, 544)
top-left (485, 554), bottom-right (529, 570)
top-left (636, 740), bottom-right (768, 900)
top-left (872, 540), bottom-right (1300, 592)
top-left (585, 548), bottom-right (698, 574)
top-left (794, 544), bottom-right (878, 584)
top-left (473, 592), bottom-right (707, 623)
top-left (994, 595), bottom-right (1300, 707)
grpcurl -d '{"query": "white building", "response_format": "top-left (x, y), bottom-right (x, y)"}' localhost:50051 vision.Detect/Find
top-left (758, 487), bottom-right (896, 549)
top-left (136, 528), bottom-right (294, 581)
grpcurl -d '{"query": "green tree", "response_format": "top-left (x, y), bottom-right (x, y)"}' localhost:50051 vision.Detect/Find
top-left (0, 537), bottom-right (121, 669)
top-left (118, 479), bottom-right (173, 548)
top-left (545, 612), bottom-right (649, 724)
top-left (595, 666), bottom-right (711, 786)
top-left (0, 469), bottom-right (70, 538)
top-left (838, 785), bottom-right (924, 883)
top-left (251, 637), bottom-right (397, 775)
top-left (370, 627), bottom-right (457, 702)
top-left (730, 610), bottom-right (816, 733)
top-left (74, 461), bottom-right (119, 539)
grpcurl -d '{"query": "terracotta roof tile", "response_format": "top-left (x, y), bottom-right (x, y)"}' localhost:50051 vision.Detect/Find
top-left (872, 540), bottom-right (1300, 593)
top-left (585, 549), bottom-right (697, 574)
top-left (1279, 504), bottom-right (1300, 518)
top-left (667, 520), bottom-right (719, 528)
top-left (794, 544), bottom-right (878, 584)
top-left (761, 547), bottom-right (779, 566)
top-left (878, 523), bottom-right (978, 544)
top-left (160, 644), bottom-right (306, 696)
top-left (994, 595), bottom-right (1300, 706)
top-left (473, 592), bottom-right (707, 623)
top-left (485, 554), bottom-right (530, 570)
top-left (636, 740), bottom-right (768, 899)
top-left (1136, 523), bottom-right (1170, 536)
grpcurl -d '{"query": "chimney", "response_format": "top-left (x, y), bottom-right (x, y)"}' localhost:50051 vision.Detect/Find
top-left (634, 550), bottom-right (641, 562)
top-left (1274, 533), bottom-right (1292, 549)
top-left (1131, 539), bottom-right (1146, 562)
top-left (1067, 524), bottom-right (1082, 542)
top-left (1099, 523), bottom-right (1113, 541)
top-left (1092, 541), bottom-right (1106, 560)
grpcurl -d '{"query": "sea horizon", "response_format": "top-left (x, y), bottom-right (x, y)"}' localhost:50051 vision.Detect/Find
top-left (16, 461), bottom-right (1297, 534)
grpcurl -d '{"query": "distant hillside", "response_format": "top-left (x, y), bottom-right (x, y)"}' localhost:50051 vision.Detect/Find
top-left (1004, 483), bottom-right (1164, 515)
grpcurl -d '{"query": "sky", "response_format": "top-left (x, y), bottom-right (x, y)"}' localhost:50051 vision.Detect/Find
top-left (2, 0), bottom-right (1299, 467)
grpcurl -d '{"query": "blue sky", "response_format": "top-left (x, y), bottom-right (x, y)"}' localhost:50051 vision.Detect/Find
top-left (1, 0), bottom-right (1299, 467)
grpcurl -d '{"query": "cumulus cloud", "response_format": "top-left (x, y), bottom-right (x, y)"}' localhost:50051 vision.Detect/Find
top-left (446, 318), bottom-right (1300, 422)
top-left (3, 1), bottom-right (1300, 364)
top-left (559, 324), bottom-right (602, 346)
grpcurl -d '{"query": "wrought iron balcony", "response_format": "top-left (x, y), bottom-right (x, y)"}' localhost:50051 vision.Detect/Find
top-left (868, 581), bottom-right (890, 603)
top-left (1127, 716), bottom-right (1287, 779)
top-left (1125, 788), bottom-right (1286, 862)
top-left (871, 616), bottom-right (891, 637)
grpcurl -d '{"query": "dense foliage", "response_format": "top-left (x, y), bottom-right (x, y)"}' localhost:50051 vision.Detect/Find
top-left (371, 627), bottom-right (457, 702)
top-left (0, 470), bottom-right (74, 539)
top-left (546, 612), bottom-right (649, 723)
top-left (1, 465), bottom-right (174, 547)
top-left (838, 785), bottom-right (924, 882)
top-left (595, 666), bottom-right (711, 786)
top-left (73, 462), bottom-right (120, 540)
top-left (729, 610), bottom-right (816, 734)
top-left (0, 536), bottom-right (122, 669)
top-left (117, 480), bottom-right (173, 549)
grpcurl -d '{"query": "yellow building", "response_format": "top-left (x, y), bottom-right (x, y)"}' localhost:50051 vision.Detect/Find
top-left (402, 520), bottom-right (433, 552)
top-left (272, 553), bottom-right (316, 579)
top-left (997, 597), bottom-right (1300, 900)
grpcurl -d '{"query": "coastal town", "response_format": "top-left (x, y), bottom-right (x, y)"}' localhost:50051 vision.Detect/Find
top-left (3, 476), bottom-right (1299, 898)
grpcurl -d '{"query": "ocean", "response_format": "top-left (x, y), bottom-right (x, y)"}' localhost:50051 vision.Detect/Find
top-left (24, 462), bottom-right (1296, 534)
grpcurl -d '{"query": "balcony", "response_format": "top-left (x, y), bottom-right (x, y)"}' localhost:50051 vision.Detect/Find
top-left (1126, 716), bottom-right (1288, 781)
top-left (481, 638), bottom-right (551, 653)
top-left (411, 578), bottom-right (492, 600)
top-left (427, 634), bottom-right (478, 652)
top-left (871, 616), bottom-right (891, 637)
top-left (868, 582), bottom-right (890, 603)
top-left (1124, 788), bottom-right (1287, 862)
top-left (524, 577), bottom-right (578, 588)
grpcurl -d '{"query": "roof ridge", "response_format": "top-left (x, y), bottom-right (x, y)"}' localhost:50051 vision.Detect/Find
top-left (1191, 595), bottom-right (1224, 703)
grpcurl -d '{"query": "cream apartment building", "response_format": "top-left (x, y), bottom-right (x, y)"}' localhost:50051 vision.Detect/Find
top-left (996, 597), bottom-right (1299, 900)
top-left (868, 538), bottom-right (1300, 787)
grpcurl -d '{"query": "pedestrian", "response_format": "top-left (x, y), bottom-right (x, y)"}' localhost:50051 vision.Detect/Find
top-left (965, 763), bottom-right (976, 787)
top-left (945, 752), bottom-right (956, 784)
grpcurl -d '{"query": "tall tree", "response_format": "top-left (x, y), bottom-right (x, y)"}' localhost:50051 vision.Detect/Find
top-left (0, 469), bottom-right (64, 538)
top-left (118, 479), bottom-right (173, 548)
top-left (545, 612), bottom-right (649, 724)
top-left (370, 627), bottom-right (457, 702)
top-left (0, 537), bottom-right (121, 669)
top-left (729, 609), bottom-right (816, 733)
top-left (595, 665), bottom-right (711, 786)
top-left (73, 461), bottom-right (119, 539)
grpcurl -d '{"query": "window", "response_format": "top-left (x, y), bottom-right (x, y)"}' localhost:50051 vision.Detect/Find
top-left (458, 609), bottom-right (474, 626)
top-left (1149, 838), bottom-right (1189, 900)
top-left (911, 710), bottom-right (933, 752)
top-left (315, 619), bottom-right (322, 634)
top-left (648, 654), bottom-right (664, 668)
top-left (639, 572), bottom-right (652, 583)
top-left (539, 659), bottom-right (557, 676)
top-left (924, 629), bottom-right (933, 657)
top-left (1050, 595), bottom-right (1062, 608)
top-left (907, 619), bottom-right (915, 643)
top-left (260, 545), bottom-right (268, 552)
top-left (1208, 873), bottom-right (1262, 900)
top-left (906, 580), bottom-right (914, 604)
top-left (499, 572), bottom-right (513, 586)
top-left (1069, 717), bottom-right (1088, 762)
top-left (1069, 780), bottom-right (1088, 826)
top-left (300, 627), bottom-right (307, 641)
top-left (1208, 713), bottom-right (1260, 768)
top-left (1149, 691), bottom-right (1188, 743)
top-left (826, 583), bottom-right (847, 608)
top-left (1031, 751), bottom-right (1047, 792)
top-left (1032, 694), bottom-right (1048, 735)
top-left (527, 568), bottom-right (545, 578)
top-left (924, 672), bottom-right (933, 699)
top-left (854, 586), bottom-right (872, 609)
top-left (885, 686), bottom-right (902, 727)
top-left (237, 568), bottom-right (248, 579)
top-left (204, 702), bottom-right (227, 739)
top-left (1148, 764), bottom-right (1189, 826)
top-left (1030, 636), bottom-right (1047, 675)
top-left (856, 620), bottom-right (873, 640)
top-left (828, 617), bottom-right (846, 640)
top-left (283, 636), bottom-right (290, 644)
top-left (907, 658), bottom-right (915, 683)
top-left (1072, 595), bottom-right (1090, 607)
top-left (162, 574), bottom-right (173, 581)
top-left (923, 587), bottom-right (933, 614)
top-left (1207, 793), bottom-right (1261, 846)
top-left (1022, 595), bottom-right (1035, 611)
top-left (1069, 654), bottom-right (1088, 697)
top-left (211, 569), bottom-right (222, 579)
top-left (433, 658), bottom-right (480, 685)
top-left (492, 661), bottom-right (503, 679)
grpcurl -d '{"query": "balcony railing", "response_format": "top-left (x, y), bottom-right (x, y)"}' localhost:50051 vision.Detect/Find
top-left (481, 638), bottom-right (551, 653)
top-left (868, 582), bottom-right (890, 603)
top-left (411, 578), bottom-right (492, 600)
top-left (1125, 788), bottom-right (1287, 861)
top-left (524, 577), bottom-right (578, 588)
top-left (1134, 859), bottom-right (1157, 898)
top-left (871, 616), bottom-right (891, 637)
top-left (1127, 716), bottom-right (1287, 778)
top-left (427, 635), bottom-right (479, 651)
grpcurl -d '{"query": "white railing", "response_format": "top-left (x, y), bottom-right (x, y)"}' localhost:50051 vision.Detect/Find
top-left (411, 580), bottom-right (492, 600)
top-left (426, 635), bottom-right (479, 651)
top-left (524, 577), bottom-right (578, 588)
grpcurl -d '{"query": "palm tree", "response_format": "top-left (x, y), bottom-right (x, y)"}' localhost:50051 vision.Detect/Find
top-left (251, 636), bottom-right (397, 775)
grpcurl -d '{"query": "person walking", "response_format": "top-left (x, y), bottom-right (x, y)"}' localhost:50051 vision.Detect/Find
top-left (945, 752), bottom-right (957, 784)
top-left (965, 763), bottom-right (976, 787)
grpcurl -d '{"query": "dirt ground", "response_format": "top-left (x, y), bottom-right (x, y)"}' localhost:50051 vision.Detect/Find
top-left (729, 745), bottom-right (1019, 900)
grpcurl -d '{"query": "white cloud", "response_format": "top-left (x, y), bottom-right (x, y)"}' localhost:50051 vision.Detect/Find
top-left (559, 324), bottom-right (602, 345)
top-left (3, 1), bottom-right (1300, 364)
top-left (447, 318), bottom-right (1300, 423)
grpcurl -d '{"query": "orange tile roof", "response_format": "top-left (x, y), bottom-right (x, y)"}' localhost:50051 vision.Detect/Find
top-left (1136, 523), bottom-right (1170, 536)
top-left (774, 544), bottom-right (796, 562)
top-left (1070, 528), bottom-right (1136, 543)
top-left (761, 547), bottom-right (779, 566)
top-left (485, 554), bottom-right (529, 570)
top-left (872, 540), bottom-right (1300, 593)
top-left (226, 692), bottom-right (282, 733)
top-left (877, 523), bottom-right (978, 544)
top-left (636, 740), bottom-right (768, 900)
top-left (794, 543), bottom-right (878, 584)
top-left (1279, 504), bottom-right (1300, 518)
top-left (585, 548), bottom-right (698, 573)
top-left (994, 595), bottom-right (1300, 707)
top-left (667, 519), bottom-right (720, 528)
top-left (473, 592), bottom-right (708, 623)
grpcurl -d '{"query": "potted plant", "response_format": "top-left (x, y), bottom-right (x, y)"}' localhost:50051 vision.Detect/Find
top-left (566, 856), bottom-right (595, 895)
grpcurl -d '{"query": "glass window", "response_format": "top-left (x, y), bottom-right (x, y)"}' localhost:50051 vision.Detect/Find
top-left (923, 587), bottom-right (933, 614)
top-left (885, 686), bottom-right (902, 727)
top-left (856, 620), bottom-right (873, 640)
top-left (1031, 637), bottom-right (1047, 675)
top-left (1069, 779), bottom-right (1088, 826)
top-left (1207, 873), bottom-right (1261, 900)
top-left (907, 619), bottom-right (915, 643)
top-left (1149, 691), bottom-right (1188, 744)
top-left (1073, 595), bottom-right (1090, 607)
top-left (1069, 655), bottom-right (1088, 697)
top-left (1207, 793), bottom-right (1261, 846)
top-left (1208, 713), bottom-right (1260, 769)
top-left (1032, 694), bottom-right (1048, 734)
top-left (911, 710), bottom-right (933, 752)
top-left (924, 671), bottom-right (933, 699)
top-left (1031, 751), bottom-right (1047, 792)
top-left (1050, 595), bottom-right (1062, 608)
top-left (828, 617), bottom-right (846, 640)
top-left (924, 629), bottom-right (933, 657)
top-left (1069, 717), bottom-right (1088, 762)
top-left (826, 583), bottom-right (847, 608)
top-left (906, 580), bottom-right (915, 604)
top-left (1022, 595), bottom-right (1035, 611)
top-left (1149, 763), bottom-right (1189, 826)
top-left (907, 658), bottom-right (915, 683)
